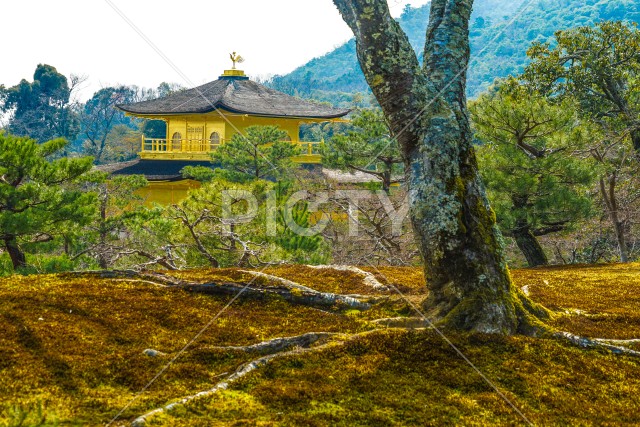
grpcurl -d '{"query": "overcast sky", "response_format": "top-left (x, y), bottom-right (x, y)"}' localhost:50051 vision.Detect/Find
top-left (0, 0), bottom-right (429, 101)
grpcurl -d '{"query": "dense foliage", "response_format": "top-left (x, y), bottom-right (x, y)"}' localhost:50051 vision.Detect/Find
top-left (209, 125), bottom-right (300, 182)
top-left (521, 21), bottom-right (640, 263)
top-left (471, 80), bottom-right (595, 266)
top-left (323, 109), bottom-right (403, 193)
top-left (0, 133), bottom-right (95, 270)
top-left (0, 64), bottom-right (79, 142)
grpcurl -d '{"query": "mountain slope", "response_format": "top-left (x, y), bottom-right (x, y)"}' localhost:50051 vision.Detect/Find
top-left (269, 0), bottom-right (640, 102)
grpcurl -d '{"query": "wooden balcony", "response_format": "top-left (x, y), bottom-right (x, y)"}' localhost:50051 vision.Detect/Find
top-left (139, 137), bottom-right (324, 164)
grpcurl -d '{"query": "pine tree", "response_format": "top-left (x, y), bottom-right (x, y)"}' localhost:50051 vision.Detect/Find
top-left (0, 133), bottom-right (95, 270)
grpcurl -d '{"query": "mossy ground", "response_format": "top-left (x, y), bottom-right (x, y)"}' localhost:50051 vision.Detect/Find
top-left (1, 264), bottom-right (639, 426)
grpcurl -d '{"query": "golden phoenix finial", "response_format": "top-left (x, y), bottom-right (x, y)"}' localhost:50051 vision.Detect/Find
top-left (230, 52), bottom-right (245, 70)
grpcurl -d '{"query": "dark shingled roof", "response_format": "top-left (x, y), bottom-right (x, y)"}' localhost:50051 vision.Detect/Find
top-left (99, 160), bottom-right (215, 181)
top-left (117, 76), bottom-right (350, 119)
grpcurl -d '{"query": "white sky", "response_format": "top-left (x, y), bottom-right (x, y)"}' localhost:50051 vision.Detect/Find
top-left (0, 0), bottom-right (429, 101)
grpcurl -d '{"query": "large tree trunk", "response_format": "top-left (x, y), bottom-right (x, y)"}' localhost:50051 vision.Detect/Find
top-left (512, 220), bottom-right (548, 267)
top-left (333, 0), bottom-right (546, 334)
top-left (4, 236), bottom-right (27, 270)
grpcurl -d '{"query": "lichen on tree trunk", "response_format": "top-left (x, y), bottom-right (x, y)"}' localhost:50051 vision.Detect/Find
top-left (333, 0), bottom-right (548, 334)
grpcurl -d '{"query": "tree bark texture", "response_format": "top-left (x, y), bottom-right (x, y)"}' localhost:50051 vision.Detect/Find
top-left (599, 175), bottom-right (629, 263)
top-left (333, 0), bottom-right (546, 333)
top-left (4, 236), bottom-right (27, 270)
top-left (513, 219), bottom-right (549, 267)
top-left (511, 195), bottom-right (548, 267)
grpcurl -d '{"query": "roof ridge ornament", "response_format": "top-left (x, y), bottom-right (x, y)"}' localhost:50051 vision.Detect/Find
top-left (230, 52), bottom-right (244, 70)
top-left (221, 52), bottom-right (247, 79)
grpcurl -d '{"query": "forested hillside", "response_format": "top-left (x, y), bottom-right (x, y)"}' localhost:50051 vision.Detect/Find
top-left (269, 0), bottom-right (640, 102)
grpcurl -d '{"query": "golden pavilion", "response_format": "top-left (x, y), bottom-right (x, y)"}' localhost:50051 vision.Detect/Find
top-left (108, 57), bottom-right (350, 203)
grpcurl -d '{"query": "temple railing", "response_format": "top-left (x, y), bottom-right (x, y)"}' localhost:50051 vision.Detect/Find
top-left (139, 137), bottom-right (324, 164)
top-left (141, 138), bottom-right (222, 153)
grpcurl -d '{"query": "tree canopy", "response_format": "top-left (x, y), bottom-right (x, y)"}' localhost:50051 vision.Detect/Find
top-left (0, 132), bottom-right (95, 270)
top-left (0, 64), bottom-right (79, 142)
top-left (80, 86), bottom-right (138, 164)
top-left (210, 126), bottom-right (300, 182)
top-left (471, 80), bottom-right (595, 266)
top-left (324, 109), bottom-right (403, 193)
top-left (524, 21), bottom-right (640, 155)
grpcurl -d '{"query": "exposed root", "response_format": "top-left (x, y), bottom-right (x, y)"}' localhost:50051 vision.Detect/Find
top-left (131, 331), bottom-right (377, 426)
top-left (238, 270), bottom-right (332, 294)
top-left (182, 282), bottom-right (372, 310)
top-left (372, 317), bottom-right (432, 329)
top-left (593, 338), bottom-right (640, 345)
top-left (207, 332), bottom-right (339, 355)
top-left (130, 325), bottom-right (439, 425)
top-left (306, 265), bottom-right (390, 291)
top-left (131, 350), bottom-right (295, 426)
top-left (74, 270), bottom-right (372, 311)
top-left (67, 270), bottom-right (184, 286)
top-left (554, 331), bottom-right (640, 357)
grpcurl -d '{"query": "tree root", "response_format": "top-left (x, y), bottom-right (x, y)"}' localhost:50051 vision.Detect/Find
top-left (131, 329), bottom-right (408, 425)
top-left (131, 349), bottom-right (299, 426)
top-left (553, 331), bottom-right (640, 357)
top-left (73, 270), bottom-right (373, 311)
top-left (130, 331), bottom-right (376, 426)
top-left (238, 270), bottom-right (322, 293)
top-left (129, 322), bottom-right (640, 426)
top-left (305, 265), bottom-right (390, 291)
top-left (593, 338), bottom-right (640, 345)
top-left (206, 332), bottom-right (339, 355)
top-left (239, 270), bottom-right (390, 303)
top-left (181, 282), bottom-right (372, 310)
top-left (371, 317), bottom-right (432, 329)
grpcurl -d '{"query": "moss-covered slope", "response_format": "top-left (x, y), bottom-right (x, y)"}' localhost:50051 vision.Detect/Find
top-left (1, 264), bottom-right (639, 426)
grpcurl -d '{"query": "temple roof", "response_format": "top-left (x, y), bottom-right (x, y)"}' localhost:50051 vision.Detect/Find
top-left (117, 76), bottom-right (350, 119)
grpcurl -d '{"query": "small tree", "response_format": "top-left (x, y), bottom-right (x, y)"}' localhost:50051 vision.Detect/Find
top-left (324, 109), bottom-right (403, 193)
top-left (170, 178), bottom-right (274, 268)
top-left (0, 133), bottom-right (95, 270)
top-left (210, 126), bottom-right (300, 181)
top-left (471, 81), bottom-right (595, 266)
top-left (79, 173), bottom-right (150, 269)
